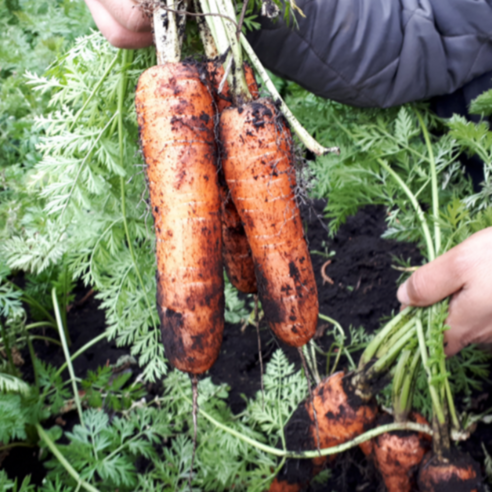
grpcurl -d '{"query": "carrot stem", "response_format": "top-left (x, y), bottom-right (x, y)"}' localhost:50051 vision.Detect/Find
top-left (415, 110), bottom-right (441, 255)
top-left (415, 316), bottom-right (445, 424)
top-left (52, 287), bottom-right (84, 427)
top-left (153, 0), bottom-right (181, 64)
top-left (367, 324), bottom-right (416, 377)
top-left (239, 33), bottom-right (339, 156)
top-left (377, 158), bottom-right (435, 261)
top-left (194, 399), bottom-right (432, 458)
top-left (359, 306), bottom-right (414, 367)
top-left (36, 424), bottom-right (99, 492)
top-left (194, 0), bottom-right (218, 58)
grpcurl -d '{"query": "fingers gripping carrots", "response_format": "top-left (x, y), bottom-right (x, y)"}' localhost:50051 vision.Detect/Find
top-left (136, 63), bottom-right (224, 374)
top-left (220, 99), bottom-right (319, 347)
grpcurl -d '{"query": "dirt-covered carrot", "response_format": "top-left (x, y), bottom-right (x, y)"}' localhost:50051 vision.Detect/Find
top-left (418, 450), bottom-right (482, 492)
top-left (207, 61), bottom-right (259, 293)
top-left (373, 412), bottom-right (431, 492)
top-left (135, 61), bottom-right (224, 374)
top-left (270, 371), bottom-right (378, 489)
top-left (219, 98), bottom-right (318, 347)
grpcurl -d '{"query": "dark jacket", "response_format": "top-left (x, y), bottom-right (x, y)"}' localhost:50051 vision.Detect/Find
top-left (247, 0), bottom-right (492, 109)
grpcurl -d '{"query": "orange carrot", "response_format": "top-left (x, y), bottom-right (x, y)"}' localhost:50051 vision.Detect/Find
top-left (373, 412), bottom-right (431, 492)
top-left (208, 61), bottom-right (259, 293)
top-left (219, 98), bottom-right (318, 347)
top-left (270, 371), bottom-right (378, 490)
top-left (218, 176), bottom-right (258, 293)
top-left (135, 62), bottom-right (224, 374)
top-left (418, 450), bottom-right (482, 492)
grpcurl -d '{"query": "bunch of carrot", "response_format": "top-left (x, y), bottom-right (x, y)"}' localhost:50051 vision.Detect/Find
top-left (135, 0), bottom-right (328, 378)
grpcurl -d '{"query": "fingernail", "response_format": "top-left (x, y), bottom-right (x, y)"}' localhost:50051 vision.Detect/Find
top-left (397, 281), bottom-right (410, 305)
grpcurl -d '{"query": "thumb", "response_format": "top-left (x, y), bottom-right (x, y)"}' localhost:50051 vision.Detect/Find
top-left (397, 248), bottom-right (465, 307)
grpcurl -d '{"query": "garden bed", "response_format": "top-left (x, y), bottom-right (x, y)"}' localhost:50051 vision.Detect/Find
top-left (7, 201), bottom-right (492, 491)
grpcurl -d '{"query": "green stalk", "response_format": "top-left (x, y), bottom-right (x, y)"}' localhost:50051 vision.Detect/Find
top-left (1, 322), bottom-right (16, 374)
top-left (117, 49), bottom-right (157, 334)
top-left (415, 110), bottom-right (441, 254)
top-left (374, 317), bottom-right (417, 359)
top-left (377, 158), bottom-right (435, 261)
top-left (25, 321), bottom-right (57, 330)
top-left (68, 53), bottom-right (119, 132)
top-left (393, 349), bottom-right (420, 422)
top-left (52, 288), bottom-right (84, 426)
top-left (367, 324), bottom-right (416, 376)
top-left (18, 335), bottom-right (62, 347)
top-left (36, 425), bottom-right (100, 492)
top-left (358, 306), bottom-right (414, 367)
top-left (318, 313), bottom-right (345, 374)
top-left (61, 112), bottom-right (118, 219)
top-left (415, 316), bottom-right (445, 424)
top-left (22, 323), bottom-right (39, 390)
top-left (54, 332), bottom-right (107, 378)
top-left (441, 357), bottom-right (460, 430)
top-left (195, 402), bottom-right (431, 458)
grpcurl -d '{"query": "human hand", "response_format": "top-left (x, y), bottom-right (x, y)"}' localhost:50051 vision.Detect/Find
top-left (84, 0), bottom-right (153, 49)
top-left (397, 227), bottom-right (492, 356)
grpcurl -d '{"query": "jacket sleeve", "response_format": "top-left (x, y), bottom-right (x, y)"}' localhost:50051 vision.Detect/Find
top-left (246, 0), bottom-right (492, 108)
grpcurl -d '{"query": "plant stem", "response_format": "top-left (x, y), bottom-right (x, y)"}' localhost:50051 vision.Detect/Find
top-left (377, 158), bottom-right (435, 261)
top-left (1, 321), bottom-right (16, 374)
top-left (240, 33), bottom-right (339, 156)
top-left (117, 49), bottom-right (158, 335)
top-left (415, 110), bottom-right (441, 255)
top-left (367, 324), bottom-right (416, 376)
top-left (22, 323), bottom-right (39, 390)
top-left (54, 332), bottom-right (107, 378)
top-left (153, 0), bottom-right (180, 64)
top-left (52, 288), bottom-right (84, 426)
top-left (442, 357), bottom-right (460, 430)
top-left (68, 53), bottom-right (119, 132)
top-left (374, 317), bottom-right (416, 359)
top-left (195, 402), bottom-right (432, 458)
top-left (25, 321), bottom-right (57, 330)
top-left (36, 424), bottom-right (100, 492)
top-left (358, 306), bottom-right (413, 367)
top-left (415, 316), bottom-right (445, 424)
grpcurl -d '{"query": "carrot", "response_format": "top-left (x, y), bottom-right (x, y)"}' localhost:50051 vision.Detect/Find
top-left (219, 98), bottom-right (318, 347)
top-left (135, 62), bottom-right (224, 374)
top-left (269, 371), bottom-right (378, 490)
top-left (207, 61), bottom-right (259, 112)
top-left (417, 450), bottom-right (482, 492)
top-left (373, 412), bottom-right (431, 492)
top-left (207, 61), bottom-right (259, 293)
top-left (218, 176), bottom-right (258, 293)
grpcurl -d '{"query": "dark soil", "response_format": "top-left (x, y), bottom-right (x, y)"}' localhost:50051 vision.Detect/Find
top-left (3, 200), bottom-right (492, 491)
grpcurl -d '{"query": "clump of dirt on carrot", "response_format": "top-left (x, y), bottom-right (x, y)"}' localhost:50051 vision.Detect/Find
top-left (136, 62), bottom-right (224, 374)
top-left (219, 98), bottom-right (319, 347)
